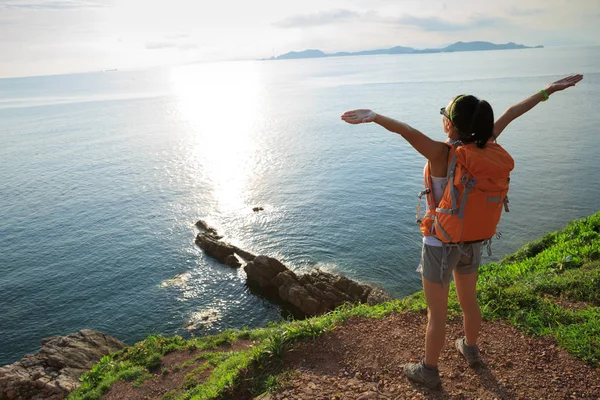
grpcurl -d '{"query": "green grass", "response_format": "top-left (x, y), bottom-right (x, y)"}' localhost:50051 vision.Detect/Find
top-left (68, 330), bottom-right (260, 400)
top-left (69, 211), bottom-right (600, 399)
top-left (476, 212), bottom-right (600, 366)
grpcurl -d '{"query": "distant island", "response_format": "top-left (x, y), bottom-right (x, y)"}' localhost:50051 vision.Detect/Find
top-left (266, 41), bottom-right (543, 60)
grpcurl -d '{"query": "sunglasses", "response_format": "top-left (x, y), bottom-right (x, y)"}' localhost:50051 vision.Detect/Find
top-left (440, 107), bottom-right (451, 120)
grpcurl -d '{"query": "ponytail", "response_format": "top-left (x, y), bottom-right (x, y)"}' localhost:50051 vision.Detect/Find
top-left (450, 95), bottom-right (494, 148)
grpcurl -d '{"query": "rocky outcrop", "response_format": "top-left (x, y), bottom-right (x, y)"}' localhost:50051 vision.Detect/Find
top-left (0, 330), bottom-right (125, 400)
top-left (194, 220), bottom-right (256, 267)
top-left (195, 220), bottom-right (219, 236)
top-left (195, 233), bottom-right (256, 267)
top-left (244, 256), bottom-right (394, 316)
top-left (194, 221), bottom-right (394, 316)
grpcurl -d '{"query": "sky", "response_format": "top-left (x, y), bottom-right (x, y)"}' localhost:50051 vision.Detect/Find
top-left (1, 0), bottom-right (599, 78)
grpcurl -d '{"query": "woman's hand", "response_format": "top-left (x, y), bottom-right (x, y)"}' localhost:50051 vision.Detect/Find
top-left (493, 73), bottom-right (584, 140)
top-left (341, 109), bottom-right (376, 124)
top-left (545, 74), bottom-right (584, 95)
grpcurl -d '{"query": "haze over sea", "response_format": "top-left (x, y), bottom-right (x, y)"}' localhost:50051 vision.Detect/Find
top-left (1, 46), bottom-right (599, 366)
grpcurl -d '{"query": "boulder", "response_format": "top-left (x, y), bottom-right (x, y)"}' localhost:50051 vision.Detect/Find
top-left (366, 287), bottom-right (394, 305)
top-left (231, 247), bottom-right (257, 262)
top-left (194, 220), bottom-right (220, 237)
top-left (195, 219), bottom-right (212, 231)
top-left (195, 233), bottom-right (256, 267)
top-left (244, 255), bottom-right (393, 317)
top-left (224, 254), bottom-right (242, 268)
top-left (0, 330), bottom-right (125, 400)
top-left (196, 233), bottom-right (236, 262)
top-left (245, 255), bottom-right (289, 288)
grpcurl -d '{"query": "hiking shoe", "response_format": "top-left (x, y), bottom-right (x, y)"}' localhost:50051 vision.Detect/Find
top-left (455, 337), bottom-right (481, 367)
top-left (403, 359), bottom-right (441, 389)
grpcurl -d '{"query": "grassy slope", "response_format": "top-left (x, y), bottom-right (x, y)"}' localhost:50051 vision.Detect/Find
top-left (69, 212), bottom-right (600, 400)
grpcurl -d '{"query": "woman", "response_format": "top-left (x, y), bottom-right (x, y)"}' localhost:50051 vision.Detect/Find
top-left (341, 74), bottom-right (583, 389)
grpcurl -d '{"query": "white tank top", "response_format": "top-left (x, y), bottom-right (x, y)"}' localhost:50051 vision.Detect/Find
top-left (423, 175), bottom-right (446, 247)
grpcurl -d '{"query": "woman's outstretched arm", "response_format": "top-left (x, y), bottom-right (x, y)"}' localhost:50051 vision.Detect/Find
top-left (492, 74), bottom-right (583, 140)
top-left (341, 110), bottom-right (447, 163)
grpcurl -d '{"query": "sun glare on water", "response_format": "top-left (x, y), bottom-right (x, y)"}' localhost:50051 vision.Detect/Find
top-left (170, 62), bottom-right (264, 213)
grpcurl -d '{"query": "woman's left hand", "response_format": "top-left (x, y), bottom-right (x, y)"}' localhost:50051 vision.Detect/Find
top-left (545, 74), bottom-right (584, 94)
top-left (341, 109), bottom-right (376, 124)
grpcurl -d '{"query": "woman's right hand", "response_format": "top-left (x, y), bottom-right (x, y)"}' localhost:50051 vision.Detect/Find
top-left (341, 109), bottom-right (376, 124)
top-left (545, 74), bottom-right (584, 94)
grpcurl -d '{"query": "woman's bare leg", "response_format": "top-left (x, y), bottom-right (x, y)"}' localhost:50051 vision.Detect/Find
top-left (454, 271), bottom-right (481, 345)
top-left (422, 277), bottom-right (450, 367)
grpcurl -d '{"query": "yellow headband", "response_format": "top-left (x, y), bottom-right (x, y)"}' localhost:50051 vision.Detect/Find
top-left (449, 95), bottom-right (466, 123)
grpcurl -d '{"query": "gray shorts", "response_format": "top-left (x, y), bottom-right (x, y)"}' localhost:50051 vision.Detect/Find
top-left (417, 242), bottom-right (483, 285)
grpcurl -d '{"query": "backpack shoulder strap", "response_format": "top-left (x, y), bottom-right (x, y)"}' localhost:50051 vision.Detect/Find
top-left (421, 162), bottom-right (435, 211)
top-left (446, 144), bottom-right (460, 212)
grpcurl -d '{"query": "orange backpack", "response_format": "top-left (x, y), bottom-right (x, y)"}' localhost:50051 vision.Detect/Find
top-left (417, 142), bottom-right (514, 243)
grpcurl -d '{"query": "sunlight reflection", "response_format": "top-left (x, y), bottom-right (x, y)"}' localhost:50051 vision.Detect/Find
top-left (170, 62), bottom-right (263, 212)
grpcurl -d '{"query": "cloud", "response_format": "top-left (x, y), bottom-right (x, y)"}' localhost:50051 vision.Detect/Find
top-left (0, 0), bottom-right (109, 9)
top-left (145, 41), bottom-right (177, 50)
top-left (178, 42), bottom-right (198, 50)
top-left (145, 41), bottom-right (198, 50)
top-left (387, 14), bottom-right (505, 31)
top-left (508, 7), bottom-right (545, 17)
top-left (273, 9), bottom-right (361, 28)
top-left (165, 33), bottom-right (190, 39)
top-left (145, 32), bottom-right (199, 50)
top-left (273, 8), bottom-right (507, 32)
top-left (0, 15), bottom-right (17, 25)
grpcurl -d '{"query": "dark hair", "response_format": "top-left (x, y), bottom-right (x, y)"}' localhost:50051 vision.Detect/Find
top-left (449, 94), bottom-right (494, 148)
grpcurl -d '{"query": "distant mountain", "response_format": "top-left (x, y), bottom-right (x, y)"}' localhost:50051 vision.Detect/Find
top-left (275, 49), bottom-right (327, 60)
top-left (266, 41), bottom-right (543, 60)
top-left (329, 45), bottom-right (417, 57)
top-left (441, 41), bottom-right (543, 52)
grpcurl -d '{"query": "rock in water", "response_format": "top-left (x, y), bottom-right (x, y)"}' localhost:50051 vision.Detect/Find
top-left (244, 255), bottom-right (288, 289)
top-left (194, 220), bottom-right (221, 238)
top-left (195, 233), bottom-right (256, 266)
top-left (244, 256), bottom-right (393, 317)
top-left (193, 226), bottom-right (393, 316)
top-left (0, 330), bottom-right (125, 400)
top-left (224, 254), bottom-right (242, 268)
top-left (195, 233), bottom-right (238, 263)
top-left (195, 219), bottom-right (214, 232)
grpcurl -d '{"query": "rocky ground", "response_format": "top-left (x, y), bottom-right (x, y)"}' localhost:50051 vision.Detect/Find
top-left (100, 311), bottom-right (600, 400)
top-left (0, 330), bottom-right (125, 400)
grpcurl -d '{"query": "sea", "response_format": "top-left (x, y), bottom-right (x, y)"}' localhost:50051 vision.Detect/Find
top-left (1, 46), bottom-right (599, 366)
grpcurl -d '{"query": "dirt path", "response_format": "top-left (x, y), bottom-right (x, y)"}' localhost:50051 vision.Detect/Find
top-left (267, 312), bottom-right (600, 399)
